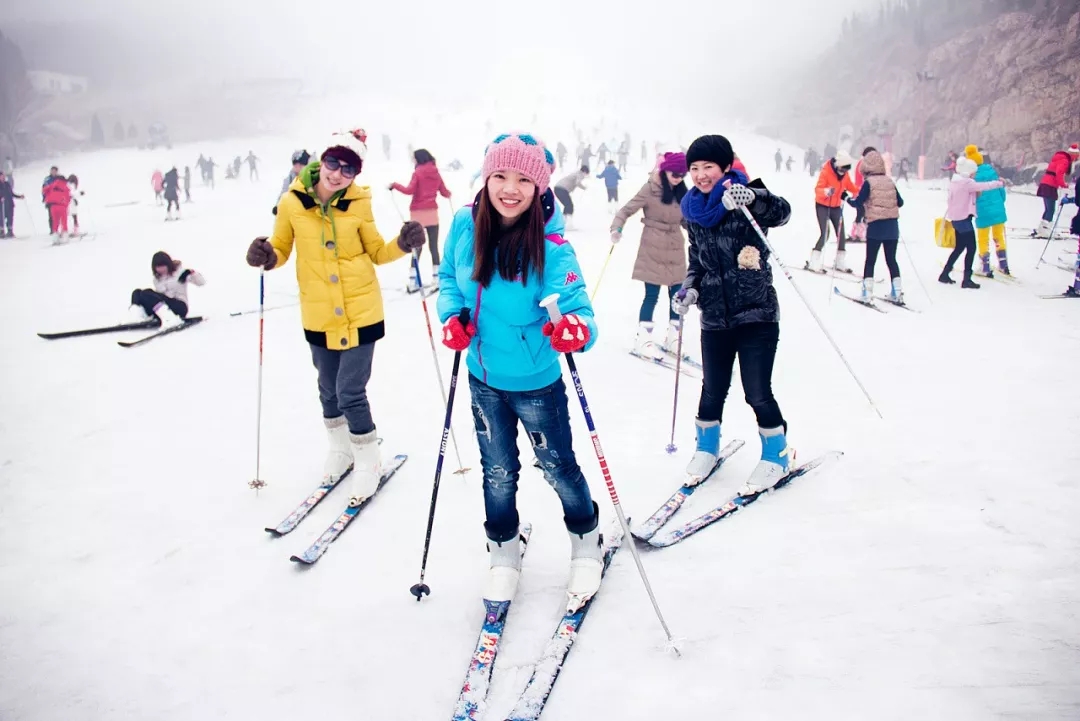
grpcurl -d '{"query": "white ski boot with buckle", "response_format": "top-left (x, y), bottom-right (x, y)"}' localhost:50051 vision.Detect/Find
top-left (347, 430), bottom-right (382, 506)
top-left (152, 302), bottom-right (184, 328)
top-left (739, 426), bottom-right (791, 496)
top-left (832, 249), bottom-right (851, 273)
top-left (686, 419), bottom-right (721, 484)
top-left (567, 524), bottom-right (603, 608)
top-left (633, 321), bottom-right (663, 360)
top-left (807, 249), bottom-right (824, 272)
top-left (322, 416), bottom-right (354, 482)
top-left (484, 530), bottom-right (523, 602)
top-left (661, 321), bottom-right (681, 353)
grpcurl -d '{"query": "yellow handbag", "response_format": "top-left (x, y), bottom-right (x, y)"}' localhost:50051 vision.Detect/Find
top-left (934, 218), bottom-right (955, 248)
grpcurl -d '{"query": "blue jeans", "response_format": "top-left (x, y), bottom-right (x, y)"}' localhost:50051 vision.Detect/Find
top-left (468, 374), bottom-right (599, 543)
top-left (1043, 195), bottom-right (1056, 222)
top-left (310, 342), bottom-right (376, 435)
top-left (640, 282), bottom-right (680, 323)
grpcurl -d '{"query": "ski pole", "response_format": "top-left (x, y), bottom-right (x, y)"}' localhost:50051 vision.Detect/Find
top-left (740, 206), bottom-right (883, 419)
top-left (665, 321), bottom-right (684, 454)
top-left (229, 301), bottom-right (298, 318)
top-left (249, 270), bottom-right (268, 492)
top-left (410, 307), bottom-right (471, 601)
top-left (1035, 202), bottom-right (1067, 270)
top-left (590, 245), bottom-right (615, 302)
top-left (388, 190), bottom-right (406, 222)
top-left (19, 197), bottom-right (37, 236)
top-left (540, 294), bottom-right (681, 655)
top-left (413, 249), bottom-right (469, 476)
top-left (898, 233), bottom-right (933, 304)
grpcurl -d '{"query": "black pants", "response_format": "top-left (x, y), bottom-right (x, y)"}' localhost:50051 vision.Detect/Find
top-left (813, 204), bottom-right (846, 251)
top-left (943, 218), bottom-right (976, 279)
top-left (554, 186), bottom-right (574, 215)
top-left (131, 289), bottom-right (188, 318)
top-left (1, 198), bottom-right (13, 233)
top-left (605, 187), bottom-right (618, 202)
top-left (166, 195), bottom-right (180, 212)
top-left (864, 238), bottom-right (900, 279)
top-left (424, 225), bottom-right (440, 266)
top-left (184, 186), bottom-right (191, 202)
top-left (699, 323), bottom-right (784, 429)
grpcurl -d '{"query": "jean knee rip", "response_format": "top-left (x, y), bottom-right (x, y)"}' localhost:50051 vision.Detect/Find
top-left (472, 404), bottom-right (492, 442)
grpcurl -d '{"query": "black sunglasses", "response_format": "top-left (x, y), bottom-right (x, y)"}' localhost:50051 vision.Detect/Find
top-left (322, 156), bottom-right (358, 179)
top-left (669, 172), bottom-right (686, 179)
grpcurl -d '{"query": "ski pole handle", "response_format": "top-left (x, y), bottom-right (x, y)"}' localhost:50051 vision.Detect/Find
top-left (540, 293), bottom-right (562, 323)
top-left (457, 306), bottom-right (471, 326)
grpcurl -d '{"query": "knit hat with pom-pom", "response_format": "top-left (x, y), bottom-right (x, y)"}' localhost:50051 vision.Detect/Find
top-left (481, 133), bottom-right (555, 194)
top-left (322, 128), bottom-right (368, 171)
top-left (964, 144), bottom-right (984, 166)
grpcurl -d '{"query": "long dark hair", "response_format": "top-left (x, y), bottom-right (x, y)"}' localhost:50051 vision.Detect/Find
top-left (152, 251), bottom-right (180, 277)
top-left (414, 148), bottom-right (435, 165)
top-left (472, 189), bottom-right (546, 288)
top-left (660, 171), bottom-right (687, 205)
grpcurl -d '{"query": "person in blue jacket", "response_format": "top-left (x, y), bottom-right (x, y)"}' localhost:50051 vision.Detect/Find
top-left (964, 145), bottom-right (1010, 277)
top-left (596, 159), bottom-right (622, 206)
top-left (438, 133), bottom-right (603, 606)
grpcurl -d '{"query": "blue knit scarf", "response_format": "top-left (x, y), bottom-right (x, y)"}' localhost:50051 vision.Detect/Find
top-left (680, 169), bottom-right (750, 227)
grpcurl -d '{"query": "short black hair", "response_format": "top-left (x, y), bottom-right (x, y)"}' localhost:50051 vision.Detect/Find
top-left (862, 146), bottom-right (877, 156)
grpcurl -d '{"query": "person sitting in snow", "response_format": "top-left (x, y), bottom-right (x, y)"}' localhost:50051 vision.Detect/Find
top-left (129, 251), bottom-right (205, 328)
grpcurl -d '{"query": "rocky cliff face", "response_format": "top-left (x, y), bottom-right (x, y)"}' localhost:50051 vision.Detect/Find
top-left (757, 8), bottom-right (1080, 169)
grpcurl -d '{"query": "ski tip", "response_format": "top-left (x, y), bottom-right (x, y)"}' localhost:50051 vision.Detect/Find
top-left (289, 555), bottom-right (313, 565)
top-left (265, 527), bottom-right (284, 537)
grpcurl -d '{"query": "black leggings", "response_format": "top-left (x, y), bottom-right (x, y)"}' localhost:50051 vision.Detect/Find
top-left (813, 204), bottom-right (846, 251)
top-left (606, 187), bottom-right (618, 202)
top-left (424, 225), bottom-right (440, 266)
top-left (699, 323), bottom-right (784, 429)
top-left (864, 239), bottom-right (900, 279)
top-left (554, 186), bottom-right (574, 215)
top-left (166, 195), bottom-right (179, 212)
top-left (944, 219), bottom-right (977, 278)
top-left (131, 289), bottom-right (188, 318)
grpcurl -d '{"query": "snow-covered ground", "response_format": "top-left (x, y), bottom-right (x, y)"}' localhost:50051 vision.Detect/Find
top-left (1, 129), bottom-right (1078, 721)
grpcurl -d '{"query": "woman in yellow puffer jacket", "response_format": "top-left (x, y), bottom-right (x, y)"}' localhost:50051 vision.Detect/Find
top-left (246, 129), bottom-right (426, 506)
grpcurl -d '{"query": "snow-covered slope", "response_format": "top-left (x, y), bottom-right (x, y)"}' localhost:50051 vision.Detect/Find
top-left (1, 131), bottom-right (1078, 721)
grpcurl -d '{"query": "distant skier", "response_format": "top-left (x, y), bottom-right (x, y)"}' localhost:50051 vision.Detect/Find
top-left (595, 159), bottom-right (621, 206)
top-left (579, 144), bottom-right (594, 171)
top-left (964, 145), bottom-right (1010, 278)
top-left (246, 151), bottom-right (259, 180)
top-left (129, 251), bottom-right (205, 328)
top-left (846, 150), bottom-right (904, 303)
top-left (941, 150), bottom-right (958, 178)
top-left (774, 148), bottom-right (782, 171)
top-left (785, 156), bottom-right (793, 171)
top-left (1034, 143), bottom-right (1078, 238)
top-left (2, 156), bottom-right (13, 178)
top-left (641, 140), bottom-right (648, 163)
top-left (389, 148), bottom-right (452, 292)
top-left (556, 141), bottom-right (568, 169)
top-left (183, 166), bottom-right (192, 202)
top-left (163, 166), bottom-right (181, 220)
top-left (67, 174), bottom-right (84, 234)
top-left (206, 158), bottom-right (216, 189)
top-left (42, 171), bottom-right (72, 244)
top-left (0, 170), bottom-right (24, 238)
top-left (803, 148), bottom-right (813, 172)
top-left (554, 165), bottom-right (589, 228)
top-left (616, 141), bottom-right (629, 173)
top-left (151, 169), bottom-right (164, 205)
top-left (381, 134), bottom-right (391, 160)
top-left (196, 154), bottom-right (209, 185)
top-left (897, 156), bottom-right (911, 184)
top-left (938, 156), bottom-right (1003, 289)
top-left (276, 150), bottom-right (311, 213)
top-left (232, 156), bottom-right (242, 178)
top-left (596, 142), bottom-right (610, 166)
top-left (807, 150), bottom-right (857, 272)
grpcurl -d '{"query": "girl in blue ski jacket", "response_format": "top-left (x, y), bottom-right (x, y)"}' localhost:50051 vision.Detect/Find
top-left (437, 133), bottom-right (603, 605)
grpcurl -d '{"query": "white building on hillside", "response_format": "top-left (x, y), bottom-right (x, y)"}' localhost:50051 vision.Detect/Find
top-left (27, 71), bottom-right (89, 96)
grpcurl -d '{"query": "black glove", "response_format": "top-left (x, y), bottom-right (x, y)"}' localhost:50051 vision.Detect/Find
top-left (246, 237), bottom-right (277, 270)
top-left (396, 221), bottom-right (426, 253)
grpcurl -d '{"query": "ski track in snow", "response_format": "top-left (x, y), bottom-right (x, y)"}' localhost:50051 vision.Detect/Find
top-left (1, 129), bottom-right (1079, 721)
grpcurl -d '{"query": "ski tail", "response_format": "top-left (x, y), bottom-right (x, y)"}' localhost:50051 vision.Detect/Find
top-left (38, 319), bottom-right (159, 339)
top-left (117, 317), bottom-right (205, 347)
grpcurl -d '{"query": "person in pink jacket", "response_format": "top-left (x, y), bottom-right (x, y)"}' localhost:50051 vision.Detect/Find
top-left (938, 157), bottom-right (1004, 289)
top-left (151, 169), bottom-right (164, 205)
top-left (389, 148), bottom-right (451, 291)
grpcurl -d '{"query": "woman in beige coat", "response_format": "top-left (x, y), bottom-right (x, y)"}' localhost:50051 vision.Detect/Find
top-left (610, 152), bottom-right (689, 359)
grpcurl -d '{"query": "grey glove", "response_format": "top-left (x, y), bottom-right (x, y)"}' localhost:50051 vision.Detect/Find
top-left (672, 287), bottom-right (698, 316)
top-left (396, 221), bottom-right (426, 253)
top-left (721, 184), bottom-right (756, 211)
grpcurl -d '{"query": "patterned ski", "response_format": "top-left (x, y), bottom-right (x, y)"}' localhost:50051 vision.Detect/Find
top-left (38, 319), bottom-right (159, 339)
top-left (628, 351), bottom-right (698, 377)
top-left (833, 287), bottom-right (886, 313)
top-left (264, 469), bottom-right (353, 537)
top-left (117, 317), bottom-right (205, 347)
top-left (631, 440), bottom-right (745, 542)
top-left (502, 522), bottom-right (624, 721)
top-left (647, 451), bottom-right (843, 548)
top-left (451, 524), bottom-right (534, 721)
top-left (289, 454), bottom-right (407, 564)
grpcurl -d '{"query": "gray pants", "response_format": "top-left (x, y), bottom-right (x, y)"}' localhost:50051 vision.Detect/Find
top-left (310, 342), bottom-right (376, 434)
top-left (813, 203), bottom-right (846, 252)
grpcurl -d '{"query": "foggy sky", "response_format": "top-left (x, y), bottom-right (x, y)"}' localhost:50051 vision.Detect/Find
top-left (6, 0), bottom-right (880, 114)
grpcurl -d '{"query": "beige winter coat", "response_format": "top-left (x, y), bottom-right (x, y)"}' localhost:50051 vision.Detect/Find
top-left (861, 150), bottom-right (899, 223)
top-left (611, 173), bottom-right (687, 286)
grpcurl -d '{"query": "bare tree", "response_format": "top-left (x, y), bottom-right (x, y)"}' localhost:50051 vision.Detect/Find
top-left (0, 30), bottom-right (37, 164)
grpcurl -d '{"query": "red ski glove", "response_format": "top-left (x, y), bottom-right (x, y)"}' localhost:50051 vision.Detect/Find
top-left (542, 314), bottom-right (590, 353)
top-left (441, 314), bottom-right (475, 351)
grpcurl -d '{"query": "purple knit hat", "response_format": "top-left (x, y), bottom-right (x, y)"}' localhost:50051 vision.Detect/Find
top-left (482, 133), bottom-right (555, 194)
top-left (658, 152), bottom-right (687, 174)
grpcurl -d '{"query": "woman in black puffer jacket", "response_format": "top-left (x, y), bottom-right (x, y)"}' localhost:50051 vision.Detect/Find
top-left (672, 134), bottom-right (792, 496)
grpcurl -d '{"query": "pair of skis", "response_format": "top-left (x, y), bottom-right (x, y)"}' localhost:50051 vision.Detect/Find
top-left (832, 287), bottom-right (918, 313)
top-left (632, 441), bottom-right (842, 548)
top-left (451, 521), bottom-right (624, 721)
top-left (37, 317), bottom-right (206, 345)
top-left (264, 454), bottom-right (408, 565)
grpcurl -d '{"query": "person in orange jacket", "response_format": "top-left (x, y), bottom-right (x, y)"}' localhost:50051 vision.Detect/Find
top-left (807, 150), bottom-right (858, 272)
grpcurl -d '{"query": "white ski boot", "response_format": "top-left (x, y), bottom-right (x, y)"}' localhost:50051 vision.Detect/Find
top-left (484, 531), bottom-right (522, 602)
top-left (405, 272), bottom-right (421, 294)
top-left (1035, 219), bottom-right (1054, 239)
top-left (739, 426), bottom-right (791, 496)
top-left (347, 430), bottom-right (382, 506)
top-left (808, 249), bottom-right (824, 272)
top-left (686, 419), bottom-right (721, 484)
top-left (859, 277), bottom-right (873, 301)
top-left (633, 321), bottom-right (663, 360)
top-left (567, 522), bottom-right (603, 607)
top-left (152, 302), bottom-right (184, 328)
top-left (323, 416), bottom-right (354, 482)
top-left (661, 321), bottom-right (681, 353)
top-left (888, 277), bottom-right (904, 304)
top-left (832, 249), bottom-right (851, 273)
top-left (128, 304), bottom-right (154, 323)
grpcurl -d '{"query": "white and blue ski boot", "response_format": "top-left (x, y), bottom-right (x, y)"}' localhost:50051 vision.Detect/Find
top-left (484, 530), bottom-right (522, 602)
top-left (860, 277), bottom-right (873, 301)
top-left (686, 419), bottom-right (721, 484)
top-left (888, 277), bottom-right (904, 305)
top-left (740, 426), bottom-right (791, 496)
